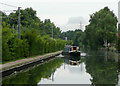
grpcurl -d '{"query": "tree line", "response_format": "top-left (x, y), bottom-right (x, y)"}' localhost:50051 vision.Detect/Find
top-left (61, 29), bottom-right (84, 48)
top-left (1, 6), bottom-right (120, 62)
top-left (1, 7), bottom-right (67, 62)
top-left (117, 24), bottom-right (120, 52)
top-left (62, 7), bottom-right (119, 51)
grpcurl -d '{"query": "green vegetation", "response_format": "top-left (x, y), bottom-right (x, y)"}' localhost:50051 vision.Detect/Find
top-left (1, 8), bottom-right (66, 63)
top-left (62, 7), bottom-right (118, 50)
top-left (61, 29), bottom-right (84, 48)
top-left (117, 24), bottom-right (120, 52)
top-left (84, 7), bottom-right (117, 49)
top-left (2, 6), bottom-right (120, 62)
top-left (116, 36), bottom-right (120, 52)
top-left (2, 8), bottom-right (62, 38)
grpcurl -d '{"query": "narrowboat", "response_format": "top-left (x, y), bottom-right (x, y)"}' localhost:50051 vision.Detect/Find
top-left (62, 45), bottom-right (81, 57)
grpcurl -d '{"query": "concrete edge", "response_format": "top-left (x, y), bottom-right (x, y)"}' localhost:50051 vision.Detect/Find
top-left (1, 51), bottom-right (62, 73)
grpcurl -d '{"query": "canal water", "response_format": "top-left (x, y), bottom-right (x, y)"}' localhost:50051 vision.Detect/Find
top-left (2, 50), bottom-right (119, 85)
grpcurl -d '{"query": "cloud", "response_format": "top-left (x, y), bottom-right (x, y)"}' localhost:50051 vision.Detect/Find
top-left (67, 16), bottom-right (87, 24)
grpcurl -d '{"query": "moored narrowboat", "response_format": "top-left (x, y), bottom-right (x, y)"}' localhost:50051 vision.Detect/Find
top-left (62, 45), bottom-right (81, 57)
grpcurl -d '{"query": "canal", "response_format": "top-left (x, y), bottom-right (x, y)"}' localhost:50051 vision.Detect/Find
top-left (2, 50), bottom-right (119, 85)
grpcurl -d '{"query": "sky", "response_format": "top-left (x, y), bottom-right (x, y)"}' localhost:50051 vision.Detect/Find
top-left (0, 0), bottom-right (120, 32)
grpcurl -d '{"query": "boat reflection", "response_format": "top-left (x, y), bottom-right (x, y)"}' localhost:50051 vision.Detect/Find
top-left (64, 56), bottom-right (81, 65)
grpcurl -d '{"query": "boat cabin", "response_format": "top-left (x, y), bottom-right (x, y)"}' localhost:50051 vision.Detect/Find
top-left (63, 45), bottom-right (79, 52)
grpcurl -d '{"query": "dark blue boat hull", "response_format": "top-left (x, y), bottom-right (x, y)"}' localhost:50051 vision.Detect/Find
top-left (62, 51), bottom-right (80, 57)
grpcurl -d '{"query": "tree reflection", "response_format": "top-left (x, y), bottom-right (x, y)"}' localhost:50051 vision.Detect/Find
top-left (118, 55), bottom-right (120, 73)
top-left (85, 51), bottom-right (118, 85)
top-left (2, 57), bottom-right (64, 85)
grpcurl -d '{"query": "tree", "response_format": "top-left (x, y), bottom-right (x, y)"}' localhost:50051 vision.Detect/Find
top-left (61, 29), bottom-right (84, 48)
top-left (84, 7), bottom-right (117, 49)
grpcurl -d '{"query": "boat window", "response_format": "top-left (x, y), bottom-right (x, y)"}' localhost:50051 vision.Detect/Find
top-left (73, 47), bottom-right (77, 50)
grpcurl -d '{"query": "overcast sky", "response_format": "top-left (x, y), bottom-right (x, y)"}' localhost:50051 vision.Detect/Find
top-left (0, 0), bottom-right (120, 31)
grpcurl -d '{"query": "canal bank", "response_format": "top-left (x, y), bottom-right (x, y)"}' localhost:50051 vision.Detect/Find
top-left (1, 51), bottom-right (62, 77)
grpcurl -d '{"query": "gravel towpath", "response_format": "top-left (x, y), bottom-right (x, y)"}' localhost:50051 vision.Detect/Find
top-left (0, 51), bottom-right (62, 72)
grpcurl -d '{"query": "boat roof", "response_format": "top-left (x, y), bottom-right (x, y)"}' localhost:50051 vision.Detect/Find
top-left (65, 45), bottom-right (79, 48)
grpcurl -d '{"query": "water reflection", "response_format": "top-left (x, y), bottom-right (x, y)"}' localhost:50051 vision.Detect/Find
top-left (85, 51), bottom-right (118, 85)
top-left (64, 56), bottom-right (81, 65)
top-left (2, 51), bottom-right (119, 85)
top-left (38, 56), bottom-right (91, 84)
top-left (2, 58), bottom-right (64, 85)
top-left (118, 55), bottom-right (120, 86)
